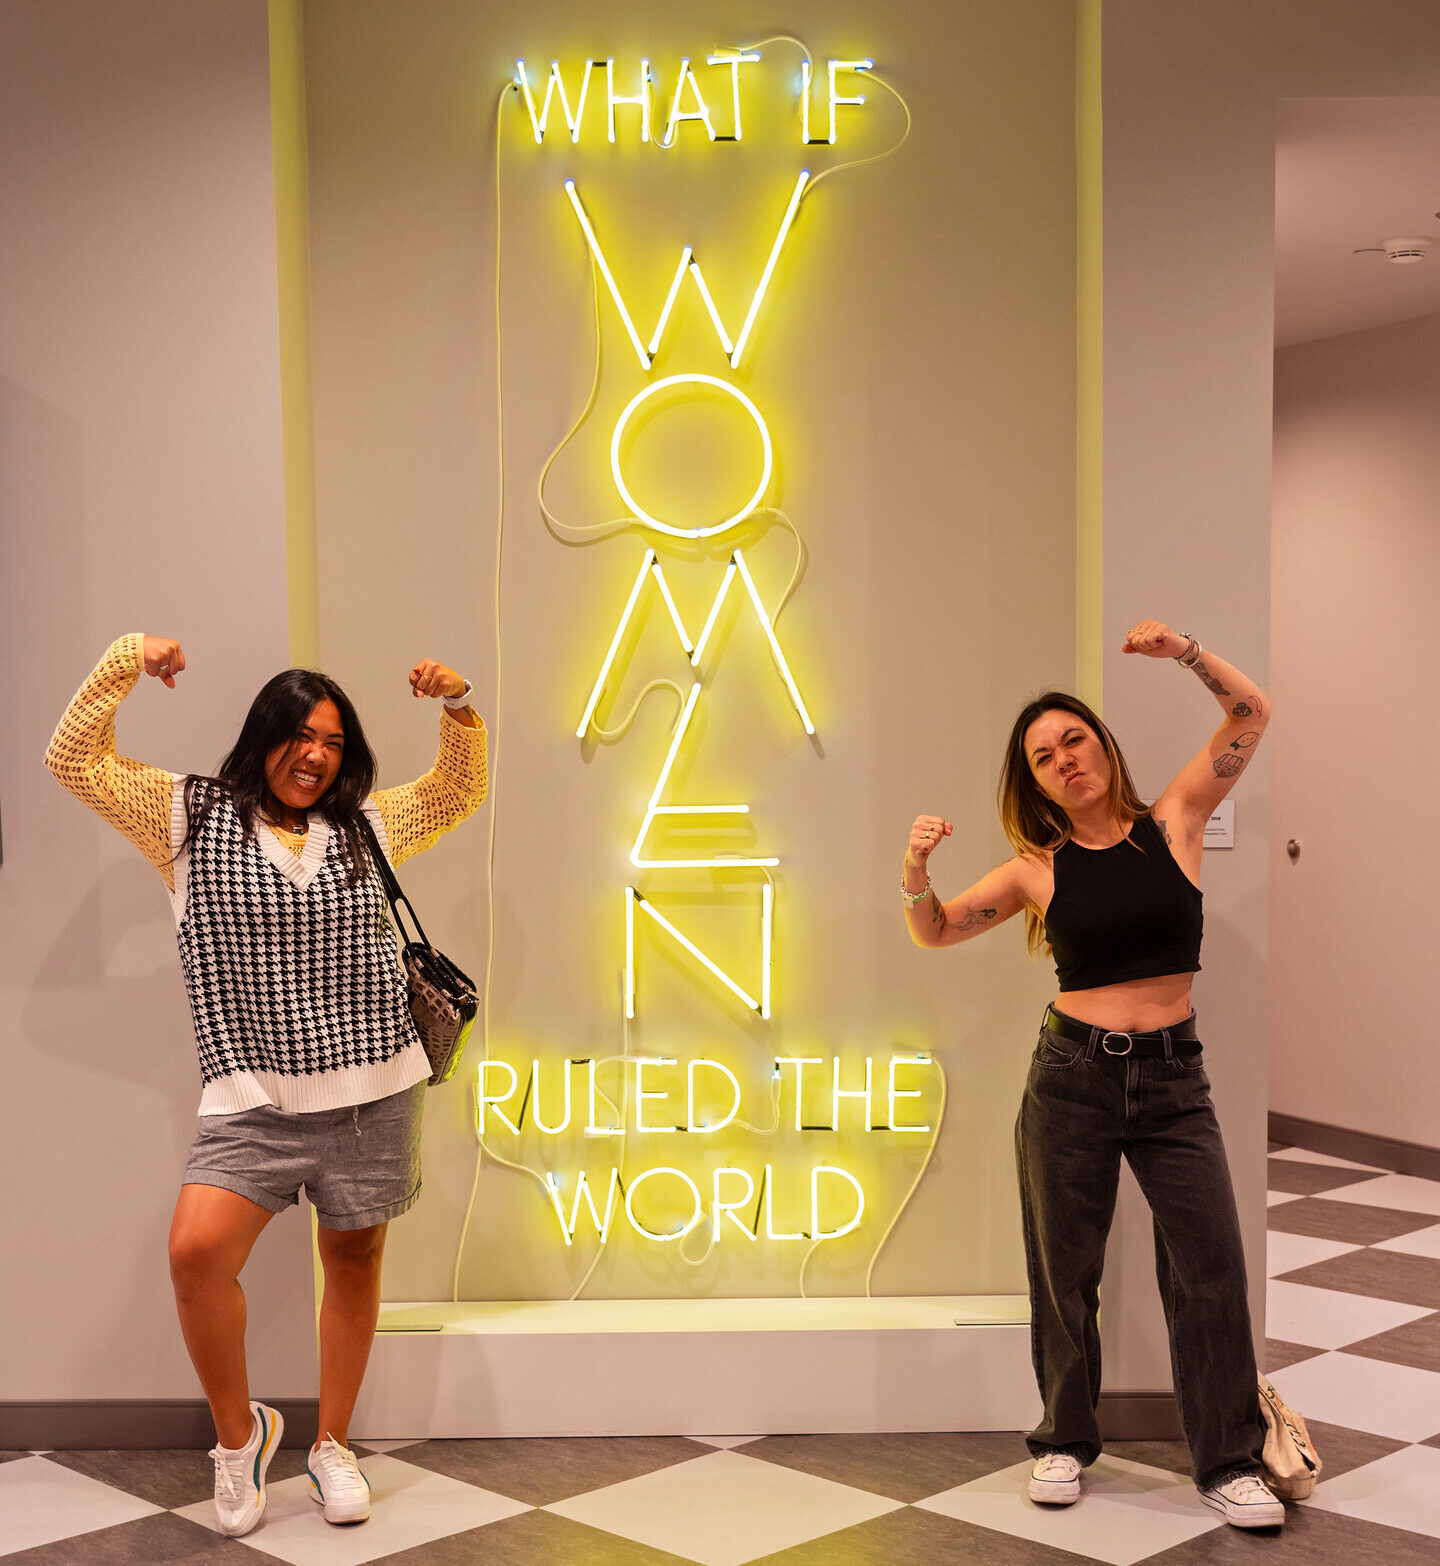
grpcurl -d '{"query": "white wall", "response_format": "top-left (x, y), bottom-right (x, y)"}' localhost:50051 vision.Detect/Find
top-left (0, 1), bottom-right (315, 1401)
top-left (1099, 0), bottom-right (1440, 1388)
top-left (1271, 311), bottom-right (1440, 1147)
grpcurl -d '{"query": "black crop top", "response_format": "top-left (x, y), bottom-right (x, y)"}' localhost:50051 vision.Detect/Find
top-left (1044, 813), bottom-right (1202, 991)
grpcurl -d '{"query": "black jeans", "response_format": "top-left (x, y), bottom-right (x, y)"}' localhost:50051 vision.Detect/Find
top-left (1015, 1012), bottom-right (1264, 1486)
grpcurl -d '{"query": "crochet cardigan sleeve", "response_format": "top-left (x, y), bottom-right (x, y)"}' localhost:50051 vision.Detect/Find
top-left (44, 634), bottom-right (178, 888)
top-left (45, 635), bottom-right (487, 881)
top-left (373, 709), bottom-right (488, 867)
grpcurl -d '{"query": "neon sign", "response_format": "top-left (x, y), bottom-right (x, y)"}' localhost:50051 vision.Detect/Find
top-left (486, 43), bottom-right (935, 1268)
top-left (516, 56), bottom-right (872, 145)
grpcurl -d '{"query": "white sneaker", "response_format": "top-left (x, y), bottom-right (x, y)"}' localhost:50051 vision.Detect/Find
top-left (308, 1435), bottom-right (371, 1524)
top-left (209, 1402), bottom-right (283, 1537)
top-left (1199, 1470), bottom-right (1285, 1528)
top-left (1028, 1450), bottom-right (1082, 1504)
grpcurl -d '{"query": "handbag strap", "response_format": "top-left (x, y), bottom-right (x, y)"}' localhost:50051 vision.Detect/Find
top-left (355, 809), bottom-right (432, 949)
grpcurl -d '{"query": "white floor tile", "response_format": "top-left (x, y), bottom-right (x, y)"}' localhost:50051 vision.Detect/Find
top-left (0, 1455), bottom-right (160, 1555)
top-left (1322, 1173), bottom-right (1440, 1216)
top-left (173, 1451), bottom-right (529, 1565)
top-left (1268, 1190), bottom-right (1304, 1207)
top-left (1373, 1222), bottom-right (1440, 1260)
top-left (545, 1448), bottom-right (900, 1566)
top-left (1307, 1443), bottom-right (1440, 1539)
top-left (687, 1435), bottom-right (761, 1448)
top-left (1269, 1149), bottom-right (1387, 1172)
top-left (1265, 1280), bottom-right (1430, 1350)
top-left (1270, 1352), bottom-right (1440, 1444)
top-left (348, 1439), bottom-right (421, 1454)
top-left (916, 1456), bottom-right (1219, 1566)
top-left (1266, 1232), bottom-right (1361, 1278)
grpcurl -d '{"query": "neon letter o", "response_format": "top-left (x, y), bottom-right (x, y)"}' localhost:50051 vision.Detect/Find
top-left (610, 373), bottom-right (772, 539)
top-left (624, 1165), bottom-right (703, 1242)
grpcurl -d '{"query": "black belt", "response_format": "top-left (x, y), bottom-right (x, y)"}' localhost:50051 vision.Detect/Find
top-left (1045, 1005), bottom-right (1201, 1059)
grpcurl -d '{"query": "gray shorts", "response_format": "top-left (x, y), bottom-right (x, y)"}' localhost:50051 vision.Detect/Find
top-left (182, 1083), bottom-right (425, 1231)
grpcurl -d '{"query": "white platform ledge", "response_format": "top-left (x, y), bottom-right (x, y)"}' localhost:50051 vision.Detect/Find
top-left (355, 1295), bottom-right (1040, 1438)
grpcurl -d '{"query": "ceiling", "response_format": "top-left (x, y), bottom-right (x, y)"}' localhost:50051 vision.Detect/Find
top-left (1275, 97), bottom-right (1440, 347)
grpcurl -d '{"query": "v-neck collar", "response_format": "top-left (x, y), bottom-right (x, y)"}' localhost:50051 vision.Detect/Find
top-left (256, 814), bottom-right (332, 889)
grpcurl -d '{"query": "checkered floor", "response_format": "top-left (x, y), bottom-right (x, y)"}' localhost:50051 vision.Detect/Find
top-left (4, 1145), bottom-right (1439, 1564)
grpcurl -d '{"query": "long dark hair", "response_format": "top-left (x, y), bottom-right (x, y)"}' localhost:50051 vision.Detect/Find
top-left (177, 669), bottom-right (378, 884)
top-left (997, 691), bottom-right (1148, 955)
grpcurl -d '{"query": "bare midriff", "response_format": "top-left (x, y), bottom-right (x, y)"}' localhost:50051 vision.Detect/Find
top-left (1053, 971), bottom-right (1196, 1033)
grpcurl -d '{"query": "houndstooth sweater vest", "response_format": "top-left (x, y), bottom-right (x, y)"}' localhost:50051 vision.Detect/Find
top-left (171, 781), bottom-right (431, 1115)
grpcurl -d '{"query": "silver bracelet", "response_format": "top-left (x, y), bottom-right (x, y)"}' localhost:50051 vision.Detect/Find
top-left (443, 679), bottom-right (474, 709)
top-left (901, 874), bottom-right (934, 906)
top-left (1175, 636), bottom-right (1202, 669)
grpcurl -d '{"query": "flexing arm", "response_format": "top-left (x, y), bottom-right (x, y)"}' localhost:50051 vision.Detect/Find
top-left (1123, 619), bottom-right (1272, 838)
top-left (901, 814), bottom-right (1026, 949)
top-left (372, 658), bottom-right (488, 866)
top-left (43, 634), bottom-right (186, 884)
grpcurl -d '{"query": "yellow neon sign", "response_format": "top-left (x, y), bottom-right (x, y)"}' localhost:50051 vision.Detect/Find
top-left (799, 59), bottom-right (873, 145)
top-left (538, 1162), bottom-right (869, 1248)
top-left (514, 53), bottom-right (874, 146)
top-left (576, 549), bottom-right (814, 741)
top-left (625, 886), bottom-right (771, 1019)
top-left (516, 59), bottom-right (595, 144)
top-left (606, 57), bottom-right (652, 143)
top-left (609, 375), bottom-right (772, 538)
top-left (564, 174), bottom-right (810, 372)
top-left (661, 57), bottom-right (716, 144)
top-left (500, 42), bottom-right (933, 1276)
top-left (704, 51), bottom-right (761, 141)
top-left (625, 1165), bottom-right (704, 1241)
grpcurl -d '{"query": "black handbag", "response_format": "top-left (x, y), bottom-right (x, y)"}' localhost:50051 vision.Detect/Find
top-left (356, 812), bottom-right (478, 1086)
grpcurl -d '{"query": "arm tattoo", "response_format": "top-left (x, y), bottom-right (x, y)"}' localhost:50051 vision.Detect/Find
top-left (928, 893), bottom-right (945, 928)
top-left (1155, 817), bottom-right (1173, 846)
top-left (1213, 753), bottom-right (1243, 779)
top-left (952, 906), bottom-right (998, 932)
top-left (1231, 699), bottom-right (1252, 718)
top-left (1190, 657), bottom-right (1231, 697)
top-left (1228, 731), bottom-right (1259, 752)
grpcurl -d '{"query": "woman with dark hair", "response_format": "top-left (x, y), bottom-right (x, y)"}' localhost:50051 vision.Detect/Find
top-left (902, 620), bottom-right (1281, 1530)
top-left (46, 633), bottom-right (487, 1537)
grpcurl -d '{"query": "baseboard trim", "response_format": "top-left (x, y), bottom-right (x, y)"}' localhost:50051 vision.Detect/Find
top-left (1096, 1390), bottom-right (1182, 1441)
top-left (1, 1391), bottom-right (1180, 1449)
top-left (0, 1399), bottom-right (319, 1451)
top-left (1268, 1112), bottom-right (1440, 1182)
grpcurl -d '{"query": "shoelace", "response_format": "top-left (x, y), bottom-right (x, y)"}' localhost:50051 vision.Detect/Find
top-left (1219, 1472), bottom-right (1273, 1500)
top-left (1035, 1453), bottom-right (1076, 1476)
top-left (313, 1438), bottom-right (365, 1493)
top-left (209, 1447), bottom-right (246, 1503)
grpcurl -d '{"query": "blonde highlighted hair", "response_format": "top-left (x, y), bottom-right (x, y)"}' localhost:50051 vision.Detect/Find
top-left (998, 692), bottom-right (1148, 956)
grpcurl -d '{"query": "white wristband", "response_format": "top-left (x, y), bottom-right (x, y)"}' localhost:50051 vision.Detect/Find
top-left (443, 679), bottom-right (473, 710)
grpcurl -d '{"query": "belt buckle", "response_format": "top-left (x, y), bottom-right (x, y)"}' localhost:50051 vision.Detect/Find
top-left (1101, 1030), bottom-right (1133, 1056)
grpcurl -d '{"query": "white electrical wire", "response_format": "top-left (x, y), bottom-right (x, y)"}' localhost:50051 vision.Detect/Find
top-left (453, 80), bottom-right (555, 1302)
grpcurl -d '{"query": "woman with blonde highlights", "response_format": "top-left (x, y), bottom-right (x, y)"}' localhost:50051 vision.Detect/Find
top-left (902, 620), bottom-right (1281, 1530)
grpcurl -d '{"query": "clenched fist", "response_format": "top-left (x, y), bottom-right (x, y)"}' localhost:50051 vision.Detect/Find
top-left (408, 659), bottom-right (467, 701)
top-left (1122, 619), bottom-right (1188, 659)
top-left (142, 636), bottom-right (186, 689)
top-left (906, 814), bottom-right (952, 871)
